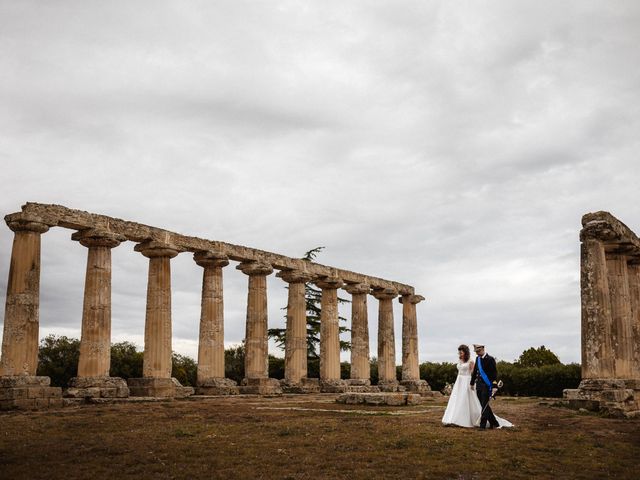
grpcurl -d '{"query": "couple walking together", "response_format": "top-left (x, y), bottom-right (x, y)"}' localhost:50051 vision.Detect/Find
top-left (441, 344), bottom-right (513, 429)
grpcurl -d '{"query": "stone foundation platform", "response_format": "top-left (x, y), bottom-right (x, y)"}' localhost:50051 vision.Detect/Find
top-left (0, 376), bottom-right (62, 410)
top-left (400, 379), bottom-right (438, 396)
top-left (319, 379), bottom-right (349, 393)
top-left (64, 376), bottom-right (129, 399)
top-left (195, 377), bottom-right (239, 395)
top-left (280, 378), bottom-right (320, 394)
top-left (127, 377), bottom-right (194, 398)
top-left (377, 380), bottom-right (407, 393)
top-left (564, 379), bottom-right (640, 417)
top-left (336, 392), bottom-right (423, 406)
top-left (239, 377), bottom-right (283, 395)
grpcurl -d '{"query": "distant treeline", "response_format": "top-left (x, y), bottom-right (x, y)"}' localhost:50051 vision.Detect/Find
top-left (37, 336), bottom-right (580, 397)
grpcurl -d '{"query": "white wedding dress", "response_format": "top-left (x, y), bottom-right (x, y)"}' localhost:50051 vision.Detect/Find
top-left (441, 360), bottom-right (513, 428)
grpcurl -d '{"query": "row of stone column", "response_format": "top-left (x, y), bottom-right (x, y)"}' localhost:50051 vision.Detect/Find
top-left (581, 237), bottom-right (640, 381)
top-left (0, 217), bottom-right (427, 397)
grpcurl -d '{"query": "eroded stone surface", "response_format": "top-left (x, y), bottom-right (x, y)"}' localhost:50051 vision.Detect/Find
top-left (336, 392), bottom-right (422, 406)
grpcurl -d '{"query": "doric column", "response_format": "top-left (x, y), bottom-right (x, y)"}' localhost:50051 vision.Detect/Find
top-left (73, 230), bottom-right (125, 377)
top-left (316, 276), bottom-right (343, 385)
top-left (193, 251), bottom-right (238, 395)
top-left (127, 240), bottom-right (187, 398)
top-left (399, 294), bottom-right (425, 381)
top-left (628, 260), bottom-right (640, 380)
top-left (276, 269), bottom-right (312, 384)
top-left (344, 283), bottom-right (370, 384)
top-left (605, 253), bottom-right (634, 378)
top-left (237, 260), bottom-right (272, 379)
top-left (0, 215), bottom-right (49, 376)
top-left (580, 238), bottom-right (614, 379)
top-left (373, 287), bottom-right (399, 390)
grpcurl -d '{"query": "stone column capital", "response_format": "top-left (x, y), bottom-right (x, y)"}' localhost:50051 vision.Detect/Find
top-left (315, 276), bottom-right (343, 290)
top-left (236, 260), bottom-right (273, 276)
top-left (372, 287), bottom-right (398, 300)
top-left (5, 213), bottom-right (50, 234)
top-left (399, 294), bottom-right (426, 305)
top-left (343, 282), bottom-right (370, 295)
top-left (72, 229), bottom-right (126, 249)
top-left (276, 269), bottom-right (313, 284)
top-left (194, 250), bottom-right (229, 268)
top-left (134, 240), bottom-right (180, 258)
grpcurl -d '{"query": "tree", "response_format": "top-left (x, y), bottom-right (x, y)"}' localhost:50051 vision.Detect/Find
top-left (37, 335), bottom-right (80, 387)
top-left (110, 341), bottom-right (143, 379)
top-left (268, 247), bottom-right (351, 359)
top-left (516, 345), bottom-right (561, 368)
top-left (172, 353), bottom-right (197, 386)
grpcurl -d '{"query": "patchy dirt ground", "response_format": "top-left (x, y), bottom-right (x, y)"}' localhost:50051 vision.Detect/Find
top-left (0, 394), bottom-right (638, 479)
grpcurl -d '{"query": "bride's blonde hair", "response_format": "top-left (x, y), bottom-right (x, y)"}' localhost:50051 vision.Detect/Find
top-left (458, 344), bottom-right (470, 362)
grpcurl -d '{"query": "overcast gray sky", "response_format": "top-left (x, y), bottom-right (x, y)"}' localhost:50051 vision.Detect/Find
top-left (1, 1), bottom-right (639, 365)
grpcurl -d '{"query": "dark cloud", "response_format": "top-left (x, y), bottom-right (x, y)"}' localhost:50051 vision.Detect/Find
top-left (1, 1), bottom-right (639, 364)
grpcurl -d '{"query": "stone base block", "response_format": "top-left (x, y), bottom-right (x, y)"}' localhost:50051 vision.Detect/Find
top-left (400, 379), bottom-right (432, 395)
top-left (346, 378), bottom-right (371, 387)
top-left (64, 376), bottom-right (129, 399)
top-left (127, 377), bottom-right (194, 398)
top-left (195, 377), bottom-right (239, 396)
top-left (336, 392), bottom-right (423, 406)
top-left (239, 377), bottom-right (283, 395)
top-left (377, 381), bottom-right (407, 393)
top-left (563, 378), bottom-right (640, 417)
top-left (319, 379), bottom-right (349, 393)
top-left (0, 376), bottom-right (62, 410)
top-left (280, 377), bottom-right (320, 394)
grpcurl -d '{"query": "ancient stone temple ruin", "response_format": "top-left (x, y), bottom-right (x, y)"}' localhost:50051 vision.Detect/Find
top-left (564, 211), bottom-right (640, 417)
top-left (0, 202), bottom-right (431, 410)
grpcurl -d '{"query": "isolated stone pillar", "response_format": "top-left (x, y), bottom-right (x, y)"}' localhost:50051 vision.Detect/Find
top-left (64, 229), bottom-right (130, 399)
top-left (628, 260), bottom-right (640, 380)
top-left (237, 261), bottom-right (281, 394)
top-left (128, 241), bottom-right (190, 398)
top-left (344, 283), bottom-right (370, 385)
top-left (373, 287), bottom-right (399, 391)
top-left (317, 276), bottom-right (347, 392)
top-left (580, 238), bottom-right (615, 379)
top-left (0, 215), bottom-right (49, 376)
top-left (193, 251), bottom-right (238, 395)
top-left (277, 269), bottom-right (313, 387)
top-left (606, 253), bottom-right (634, 378)
top-left (399, 294), bottom-right (431, 393)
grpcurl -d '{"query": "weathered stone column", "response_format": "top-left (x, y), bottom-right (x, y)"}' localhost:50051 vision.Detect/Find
top-left (399, 294), bottom-right (431, 393)
top-left (0, 215), bottom-right (49, 376)
top-left (580, 238), bottom-right (615, 379)
top-left (277, 269), bottom-right (318, 393)
top-left (373, 287), bottom-right (399, 391)
top-left (628, 260), bottom-right (640, 381)
top-left (0, 213), bottom-right (62, 410)
top-left (344, 283), bottom-right (371, 386)
top-left (65, 229), bottom-right (130, 399)
top-left (317, 276), bottom-right (347, 393)
top-left (128, 240), bottom-right (191, 398)
top-left (193, 251), bottom-right (238, 395)
top-left (237, 261), bottom-right (281, 395)
top-left (606, 253), bottom-right (634, 378)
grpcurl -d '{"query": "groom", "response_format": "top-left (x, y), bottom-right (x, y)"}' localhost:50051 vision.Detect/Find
top-left (470, 343), bottom-right (500, 429)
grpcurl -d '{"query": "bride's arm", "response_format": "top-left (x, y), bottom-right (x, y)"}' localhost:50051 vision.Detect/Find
top-left (469, 360), bottom-right (475, 388)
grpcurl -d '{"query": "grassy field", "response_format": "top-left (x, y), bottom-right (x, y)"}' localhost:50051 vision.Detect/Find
top-left (0, 394), bottom-right (638, 479)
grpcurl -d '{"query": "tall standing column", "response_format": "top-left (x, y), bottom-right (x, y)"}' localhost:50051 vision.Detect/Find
top-left (606, 253), bottom-right (634, 378)
top-left (127, 240), bottom-right (187, 398)
top-left (580, 238), bottom-right (615, 380)
top-left (277, 269), bottom-right (312, 387)
top-left (65, 229), bottom-right (130, 400)
top-left (0, 215), bottom-right (49, 376)
top-left (399, 294), bottom-right (431, 393)
top-left (317, 276), bottom-right (347, 392)
top-left (373, 287), bottom-right (399, 391)
top-left (237, 261), bottom-right (281, 395)
top-left (193, 251), bottom-right (238, 395)
top-left (628, 260), bottom-right (640, 381)
top-left (344, 283), bottom-right (370, 385)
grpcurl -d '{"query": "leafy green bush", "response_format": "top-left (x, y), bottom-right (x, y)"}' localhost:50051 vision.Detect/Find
top-left (172, 353), bottom-right (197, 386)
top-left (498, 362), bottom-right (580, 397)
top-left (110, 341), bottom-right (143, 379)
top-left (37, 335), bottom-right (80, 387)
top-left (419, 362), bottom-right (457, 392)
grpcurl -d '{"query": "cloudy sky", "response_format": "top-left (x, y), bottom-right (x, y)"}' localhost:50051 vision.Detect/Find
top-left (1, 1), bottom-right (639, 366)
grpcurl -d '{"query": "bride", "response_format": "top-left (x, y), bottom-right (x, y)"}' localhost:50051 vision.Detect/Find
top-left (441, 344), bottom-right (513, 428)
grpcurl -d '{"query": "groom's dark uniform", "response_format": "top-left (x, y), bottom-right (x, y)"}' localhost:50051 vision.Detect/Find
top-left (470, 353), bottom-right (500, 429)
